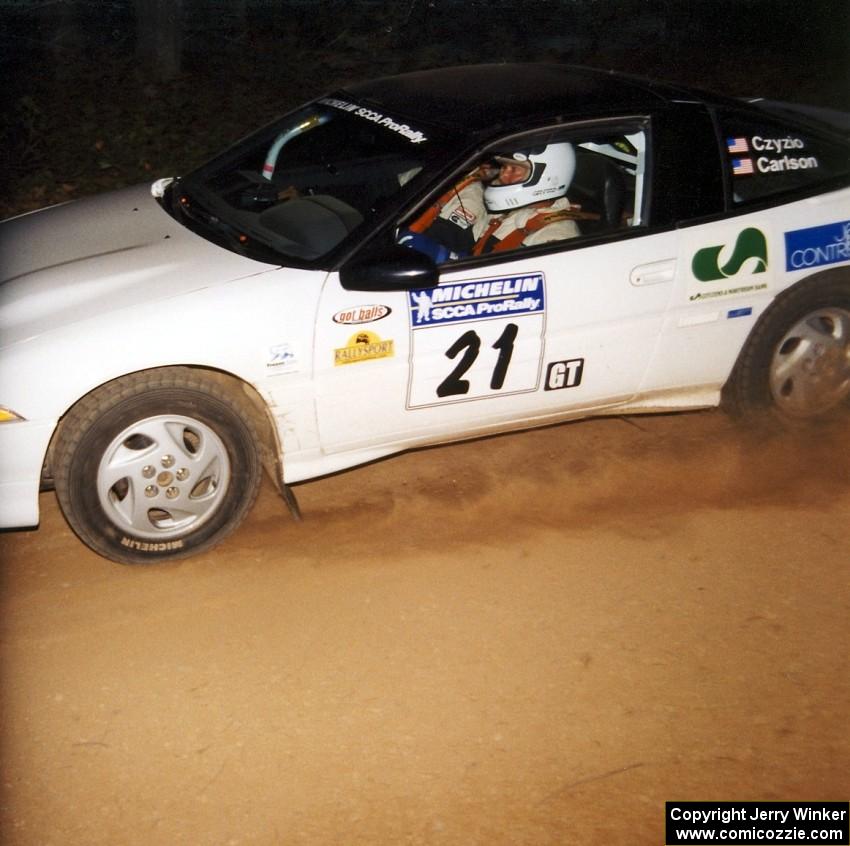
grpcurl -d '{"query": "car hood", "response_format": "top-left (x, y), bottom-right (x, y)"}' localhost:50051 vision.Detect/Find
top-left (0, 183), bottom-right (275, 348)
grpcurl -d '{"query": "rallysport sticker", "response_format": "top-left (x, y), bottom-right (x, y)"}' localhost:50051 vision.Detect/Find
top-left (334, 331), bottom-right (394, 366)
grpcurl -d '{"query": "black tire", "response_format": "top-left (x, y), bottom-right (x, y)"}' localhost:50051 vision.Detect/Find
top-left (53, 368), bottom-right (263, 565)
top-left (724, 270), bottom-right (850, 423)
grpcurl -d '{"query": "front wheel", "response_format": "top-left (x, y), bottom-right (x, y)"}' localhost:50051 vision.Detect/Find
top-left (53, 369), bottom-right (263, 565)
top-left (724, 272), bottom-right (850, 423)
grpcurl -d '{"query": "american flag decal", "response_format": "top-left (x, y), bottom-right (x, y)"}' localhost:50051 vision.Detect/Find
top-left (732, 158), bottom-right (754, 175)
top-left (727, 136), bottom-right (749, 154)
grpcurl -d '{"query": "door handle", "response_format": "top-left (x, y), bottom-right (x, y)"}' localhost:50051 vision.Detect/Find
top-left (630, 259), bottom-right (676, 287)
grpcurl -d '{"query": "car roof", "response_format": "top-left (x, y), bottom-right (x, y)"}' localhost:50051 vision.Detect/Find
top-left (342, 63), bottom-right (712, 135)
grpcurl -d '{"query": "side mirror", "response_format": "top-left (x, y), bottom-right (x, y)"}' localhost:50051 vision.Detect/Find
top-left (340, 245), bottom-right (438, 291)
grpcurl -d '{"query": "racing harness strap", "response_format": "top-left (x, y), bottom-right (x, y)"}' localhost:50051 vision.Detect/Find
top-left (472, 205), bottom-right (600, 256)
top-left (407, 174), bottom-right (481, 233)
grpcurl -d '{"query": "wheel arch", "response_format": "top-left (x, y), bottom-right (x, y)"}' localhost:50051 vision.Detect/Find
top-left (722, 264), bottom-right (850, 415)
top-left (42, 365), bottom-right (283, 493)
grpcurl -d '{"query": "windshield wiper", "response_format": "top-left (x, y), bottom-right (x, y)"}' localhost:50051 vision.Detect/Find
top-left (170, 185), bottom-right (251, 252)
top-left (168, 182), bottom-right (286, 265)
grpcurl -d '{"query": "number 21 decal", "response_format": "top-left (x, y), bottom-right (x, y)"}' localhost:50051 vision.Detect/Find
top-left (406, 273), bottom-right (546, 409)
top-left (437, 323), bottom-right (518, 397)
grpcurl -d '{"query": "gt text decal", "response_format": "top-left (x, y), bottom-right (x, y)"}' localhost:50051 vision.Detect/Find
top-left (785, 220), bottom-right (850, 271)
top-left (544, 359), bottom-right (584, 391)
top-left (406, 272), bottom-right (546, 408)
top-left (334, 331), bottom-right (394, 366)
top-left (688, 227), bottom-right (770, 302)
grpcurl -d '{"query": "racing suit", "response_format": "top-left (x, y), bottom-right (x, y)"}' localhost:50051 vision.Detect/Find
top-left (472, 197), bottom-right (580, 255)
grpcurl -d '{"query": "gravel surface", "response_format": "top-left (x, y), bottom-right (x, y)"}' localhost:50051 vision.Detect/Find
top-left (2, 409), bottom-right (848, 844)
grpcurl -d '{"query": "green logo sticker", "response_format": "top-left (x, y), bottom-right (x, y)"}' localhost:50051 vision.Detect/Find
top-left (692, 227), bottom-right (768, 282)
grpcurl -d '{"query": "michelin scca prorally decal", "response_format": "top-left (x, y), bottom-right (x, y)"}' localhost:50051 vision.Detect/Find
top-left (785, 220), bottom-right (850, 272)
top-left (688, 227), bottom-right (770, 301)
top-left (406, 273), bottom-right (546, 408)
top-left (408, 273), bottom-right (545, 327)
top-left (318, 97), bottom-right (428, 144)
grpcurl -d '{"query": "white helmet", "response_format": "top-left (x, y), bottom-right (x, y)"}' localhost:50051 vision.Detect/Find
top-left (483, 143), bottom-right (576, 212)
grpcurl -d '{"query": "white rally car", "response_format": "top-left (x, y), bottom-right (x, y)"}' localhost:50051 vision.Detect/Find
top-left (2, 64), bottom-right (849, 564)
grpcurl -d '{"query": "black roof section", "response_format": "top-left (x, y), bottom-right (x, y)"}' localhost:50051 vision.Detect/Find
top-left (342, 63), bottom-right (709, 135)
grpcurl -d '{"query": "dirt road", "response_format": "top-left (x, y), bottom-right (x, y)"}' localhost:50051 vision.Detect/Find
top-left (1, 409), bottom-right (848, 845)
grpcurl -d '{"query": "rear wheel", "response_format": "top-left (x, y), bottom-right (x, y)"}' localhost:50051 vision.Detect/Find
top-left (53, 369), bottom-right (263, 565)
top-left (724, 272), bottom-right (850, 423)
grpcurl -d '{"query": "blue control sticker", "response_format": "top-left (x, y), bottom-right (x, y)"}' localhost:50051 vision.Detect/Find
top-left (785, 220), bottom-right (850, 272)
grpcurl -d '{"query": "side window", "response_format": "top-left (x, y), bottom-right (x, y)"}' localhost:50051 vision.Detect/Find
top-left (717, 107), bottom-right (850, 206)
top-left (398, 123), bottom-right (648, 264)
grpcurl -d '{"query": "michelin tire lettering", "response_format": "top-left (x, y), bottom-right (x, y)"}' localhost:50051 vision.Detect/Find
top-left (121, 538), bottom-right (185, 552)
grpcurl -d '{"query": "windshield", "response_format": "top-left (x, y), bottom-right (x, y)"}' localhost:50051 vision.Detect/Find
top-left (175, 97), bottom-right (450, 264)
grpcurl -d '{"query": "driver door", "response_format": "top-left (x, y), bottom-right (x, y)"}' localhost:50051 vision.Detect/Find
top-left (313, 225), bottom-right (678, 456)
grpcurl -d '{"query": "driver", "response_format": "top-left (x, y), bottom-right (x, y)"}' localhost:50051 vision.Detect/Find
top-left (401, 143), bottom-right (580, 261)
top-left (471, 143), bottom-right (580, 254)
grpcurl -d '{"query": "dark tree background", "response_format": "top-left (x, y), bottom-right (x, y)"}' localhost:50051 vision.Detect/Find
top-left (1, 0), bottom-right (848, 217)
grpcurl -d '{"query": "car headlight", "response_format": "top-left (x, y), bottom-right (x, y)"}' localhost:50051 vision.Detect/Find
top-left (0, 407), bottom-right (25, 422)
